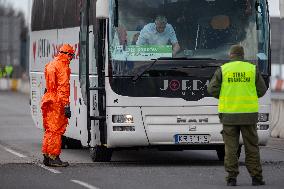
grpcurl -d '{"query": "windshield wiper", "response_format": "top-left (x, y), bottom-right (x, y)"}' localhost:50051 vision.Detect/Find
top-left (157, 57), bottom-right (217, 60)
top-left (183, 65), bottom-right (220, 68)
top-left (132, 58), bottom-right (159, 82)
top-left (169, 64), bottom-right (220, 70)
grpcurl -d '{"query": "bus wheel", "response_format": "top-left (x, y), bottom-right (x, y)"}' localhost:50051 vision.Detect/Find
top-left (61, 136), bottom-right (67, 149)
top-left (66, 138), bottom-right (82, 149)
top-left (62, 136), bottom-right (82, 149)
top-left (90, 145), bottom-right (112, 162)
top-left (216, 146), bottom-right (225, 161)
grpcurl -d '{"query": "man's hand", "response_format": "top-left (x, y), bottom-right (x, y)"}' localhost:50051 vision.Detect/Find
top-left (172, 43), bottom-right (180, 57)
top-left (64, 106), bottom-right (71, 118)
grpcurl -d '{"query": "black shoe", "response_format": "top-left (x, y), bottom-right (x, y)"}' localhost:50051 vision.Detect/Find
top-left (43, 154), bottom-right (50, 166)
top-left (252, 177), bottom-right (265, 186)
top-left (227, 178), bottom-right (237, 186)
top-left (49, 156), bottom-right (69, 167)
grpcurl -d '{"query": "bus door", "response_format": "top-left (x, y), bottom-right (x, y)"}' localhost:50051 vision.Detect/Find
top-left (79, 0), bottom-right (106, 148)
top-left (79, 0), bottom-right (92, 147)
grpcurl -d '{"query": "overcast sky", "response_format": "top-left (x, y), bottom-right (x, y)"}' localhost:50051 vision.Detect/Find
top-left (6, 0), bottom-right (282, 20)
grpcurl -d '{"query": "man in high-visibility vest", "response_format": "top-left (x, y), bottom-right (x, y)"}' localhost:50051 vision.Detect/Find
top-left (208, 45), bottom-right (267, 186)
top-left (5, 65), bottom-right (13, 78)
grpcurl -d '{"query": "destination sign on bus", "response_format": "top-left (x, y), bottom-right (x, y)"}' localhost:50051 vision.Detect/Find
top-left (112, 45), bottom-right (172, 61)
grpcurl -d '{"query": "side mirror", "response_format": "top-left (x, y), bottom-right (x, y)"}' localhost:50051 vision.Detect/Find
top-left (96, 0), bottom-right (109, 18)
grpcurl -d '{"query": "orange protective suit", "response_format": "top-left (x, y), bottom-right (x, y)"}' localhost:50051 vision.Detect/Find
top-left (41, 44), bottom-right (75, 156)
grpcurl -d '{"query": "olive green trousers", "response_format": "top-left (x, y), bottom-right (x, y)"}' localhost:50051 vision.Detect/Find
top-left (222, 124), bottom-right (263, 180)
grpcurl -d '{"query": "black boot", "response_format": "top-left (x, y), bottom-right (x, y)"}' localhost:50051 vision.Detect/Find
top-left (43, 154), bottom-right (50, 166)
top-left (49, 156), bottom-right (69, 167)
top-left (227, 178), bottom-right (237, 186)
top-left (252, 177), bottom-right (265, 186)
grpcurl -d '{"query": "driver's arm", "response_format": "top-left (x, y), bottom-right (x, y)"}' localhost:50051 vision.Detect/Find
top-left (168, 24), bottom-right (180, 56)
top-left (172, 42), bottom-right (180, 57)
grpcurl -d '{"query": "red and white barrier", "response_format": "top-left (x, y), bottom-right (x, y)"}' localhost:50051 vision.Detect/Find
top-left (271, 78), bottom-right (284, 92)
top-left (271, 99), bottom-right (284, 138)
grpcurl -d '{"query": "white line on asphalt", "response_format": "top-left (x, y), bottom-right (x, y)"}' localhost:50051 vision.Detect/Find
top-left (265, 147), bottom-right (284, 153)
top-left (4, 147), bottom-right (27, 158)
top-left (1, 144), bottom-right (61, 174)
top-left (35, 162), bottom-right (62, 174)
top-left (70, 180), bottom-right (100, 189)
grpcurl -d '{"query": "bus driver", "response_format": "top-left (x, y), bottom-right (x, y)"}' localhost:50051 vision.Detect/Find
top-left (136, 15), bottom-right (180, 57)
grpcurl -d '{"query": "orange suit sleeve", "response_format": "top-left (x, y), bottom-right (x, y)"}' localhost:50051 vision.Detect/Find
top-left (45, 64), bottom-right (56, 92)
top-left (56, 66), bottom-right (71, 107)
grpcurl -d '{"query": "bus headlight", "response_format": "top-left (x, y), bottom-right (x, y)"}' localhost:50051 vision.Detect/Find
top-left (112, 115), bottom-right (134, 123)
top-left (257, 124), bottom-right (269, 130)
top-left (113, 126), bottom-right (135, 131)
top-left (258, 113), bottom-right (269, 122)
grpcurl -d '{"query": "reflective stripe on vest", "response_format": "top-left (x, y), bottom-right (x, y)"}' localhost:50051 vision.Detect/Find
top-left (218, 61), bottom-right (258, 113)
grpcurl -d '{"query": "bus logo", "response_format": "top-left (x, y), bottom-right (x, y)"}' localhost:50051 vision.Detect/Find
top-left (169, 80), bottom-right (180, 91)
top-left (160, 79), bottom-right (209, 91)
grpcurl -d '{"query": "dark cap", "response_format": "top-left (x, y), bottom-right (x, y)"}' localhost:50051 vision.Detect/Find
top-left (230, 45), bottom-right (244, 56)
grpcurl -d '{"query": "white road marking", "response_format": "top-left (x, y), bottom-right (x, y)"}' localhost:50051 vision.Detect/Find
top-left (265, 146), bottom-right (284, 153)
top-left (70, 180), bottom-right (100, 189)
top-left (1, 144), bottom-right (61, 174)
top-left (35, 162), bottom-right (62, 174)
top-left (4, 147), bottom-right (27, 158)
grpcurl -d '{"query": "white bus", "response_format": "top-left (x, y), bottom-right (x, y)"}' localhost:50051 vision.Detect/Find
top-left (30, 0), bottom-right (271, 162)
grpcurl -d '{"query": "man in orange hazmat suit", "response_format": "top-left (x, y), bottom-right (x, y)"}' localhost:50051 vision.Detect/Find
top-left (41, 44), bottom-right (75, 167)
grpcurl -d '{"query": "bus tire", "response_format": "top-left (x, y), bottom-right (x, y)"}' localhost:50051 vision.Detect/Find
top-left (216, 146), bottom-right (225, 161)
top-left (66, 138), bottom-right (82, 149)
top-left (62, 136), bottom-right (82, 149)
top-left (61, 136), bottom-right (67, 149)
top-left (90, 145), bottom-right (112, 162)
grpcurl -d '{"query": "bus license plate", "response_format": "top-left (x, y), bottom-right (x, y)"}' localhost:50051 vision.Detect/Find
top-left (175, 134), bottom-right (210, 144)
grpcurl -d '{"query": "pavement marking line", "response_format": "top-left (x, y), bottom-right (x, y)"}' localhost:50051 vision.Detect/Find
top-left (70, 180), bottom-right (100, 189)
top-left (4, 147), bottom-right (27, 158)
top-left (265, 147), bottom-right (284, 153)
top-left (0, 144), bottom-right (61, 174)
top-left (35, 162), bottom-right (62, 174)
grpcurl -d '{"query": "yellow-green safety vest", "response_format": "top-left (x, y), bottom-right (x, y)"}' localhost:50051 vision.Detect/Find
top-left (5, 65), bottom-right (13, 77)
top-left (218, 61), bottom-right (258, 113)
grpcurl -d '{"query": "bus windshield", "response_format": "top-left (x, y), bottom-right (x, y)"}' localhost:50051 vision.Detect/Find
top-left (109, 0), bottom-right (269, 76)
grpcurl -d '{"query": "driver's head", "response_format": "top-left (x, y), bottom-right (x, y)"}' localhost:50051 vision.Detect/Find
top-left (155, 16), bottom-right (167, 33)
top-left (59, 44), bottom-right (75, 61)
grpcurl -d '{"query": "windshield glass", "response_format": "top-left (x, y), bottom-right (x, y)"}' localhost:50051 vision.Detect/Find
top-left (109, 0), bottom-right (269, 76)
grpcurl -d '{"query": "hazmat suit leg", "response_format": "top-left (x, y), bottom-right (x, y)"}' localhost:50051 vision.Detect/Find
top-left (42, 103), bottom-right (68, 156)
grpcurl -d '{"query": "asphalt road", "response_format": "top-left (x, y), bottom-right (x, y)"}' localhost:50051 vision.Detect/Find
top-left (0, 91), bottom-right (284, 189)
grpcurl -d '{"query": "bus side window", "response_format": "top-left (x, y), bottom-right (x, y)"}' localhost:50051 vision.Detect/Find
top-left (62, 0), bottom-right (78, 28)
top-left (53, 0), bottom-right (78, 29)
top-left (42, 0), bottom-right (54, 30)
top-left (53, 0), bottom-right (64, 28)
top-left (31, 0), bottom-right (43, 31)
